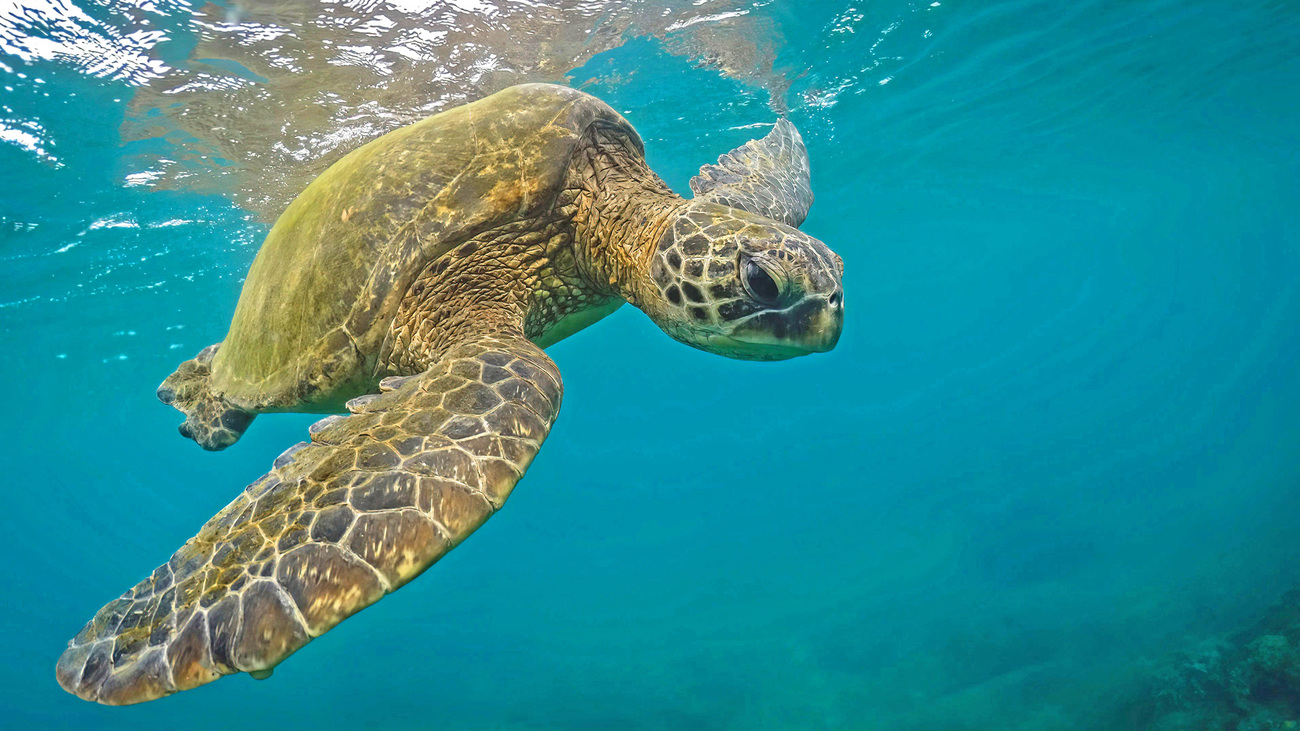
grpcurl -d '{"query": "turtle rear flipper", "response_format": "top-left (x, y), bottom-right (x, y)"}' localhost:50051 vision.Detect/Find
top-left (158, 344), bottom-right (255, 451)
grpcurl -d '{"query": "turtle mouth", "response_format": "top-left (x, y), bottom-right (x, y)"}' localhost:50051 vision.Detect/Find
top-left (713, 295), bottom-right (843, 360)
top-left (703, 333), bottom-right (821, 361)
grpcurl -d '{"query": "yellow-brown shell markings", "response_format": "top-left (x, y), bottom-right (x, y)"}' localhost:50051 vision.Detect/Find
top-left (57, 334), bottom-right (561, 705)
top-left (209, 85), bottom-right (636, 412)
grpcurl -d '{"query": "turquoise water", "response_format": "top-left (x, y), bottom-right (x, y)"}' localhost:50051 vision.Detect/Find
top-left (3, 0), bottom-right (1299, 728)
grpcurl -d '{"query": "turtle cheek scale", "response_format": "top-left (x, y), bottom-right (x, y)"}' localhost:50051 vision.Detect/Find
top-left (652, 293), bottom-right (841, 362)
top-left (640, 195), bottom-right (845, 353)
top-left (640, 236), bottom-right (844, 360)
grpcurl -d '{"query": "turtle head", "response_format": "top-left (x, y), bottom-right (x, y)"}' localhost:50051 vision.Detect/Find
top-left (638, 200), bottom-right (844, 361)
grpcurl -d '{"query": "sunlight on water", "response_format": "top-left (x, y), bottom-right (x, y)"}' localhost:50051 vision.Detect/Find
top-left (7, 0), bottom-right (801, 214)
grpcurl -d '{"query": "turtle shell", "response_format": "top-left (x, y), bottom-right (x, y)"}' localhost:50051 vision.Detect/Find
top-left (210, 84), bottom-right (638, 411)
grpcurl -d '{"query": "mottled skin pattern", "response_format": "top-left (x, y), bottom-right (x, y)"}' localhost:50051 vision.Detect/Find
top-left (645, 203), bottom-right (843, 359)
top-left (157, 345), bottom-right (254, 451)
top-left (57, 83), bottom-right (843, 705)
top-left (691, 118), bottom-right (814, 228)
top-left (58, 333), bottom-right (559, 704)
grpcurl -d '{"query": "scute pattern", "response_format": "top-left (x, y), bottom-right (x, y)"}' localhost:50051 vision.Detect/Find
top-left (206, 84), bottom-right (626, 414)
top-left (689, 118), bottom-right (814, 228)
top-left (643, 204), bottom-right (843, 359)
top-left (56, 333), bottom-right (561, 705)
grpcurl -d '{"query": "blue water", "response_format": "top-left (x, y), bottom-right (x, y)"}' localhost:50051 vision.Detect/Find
top-left (2, 1), bottom-right (1298, 728)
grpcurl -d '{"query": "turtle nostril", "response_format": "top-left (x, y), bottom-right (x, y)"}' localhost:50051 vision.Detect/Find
top-left (828, 290), bottom-right (842, 308)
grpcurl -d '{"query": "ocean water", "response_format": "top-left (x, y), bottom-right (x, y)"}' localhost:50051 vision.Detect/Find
top-left (2, 0), bottom-right (1298, 728)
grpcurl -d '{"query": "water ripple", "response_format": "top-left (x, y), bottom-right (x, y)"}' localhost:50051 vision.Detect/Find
top-left (0, 0), bottom-right (178, 83)
top-left (114, 0), bottom-right (784, 217)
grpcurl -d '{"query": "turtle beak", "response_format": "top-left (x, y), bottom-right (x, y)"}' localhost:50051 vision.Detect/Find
top-left (720, 289), bottom-right (844, 360)
top-left (804, 289), bottom-right (843, 353)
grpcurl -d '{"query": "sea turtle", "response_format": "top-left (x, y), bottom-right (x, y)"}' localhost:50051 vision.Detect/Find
top-left (56, 83), bottom-right (843, 705)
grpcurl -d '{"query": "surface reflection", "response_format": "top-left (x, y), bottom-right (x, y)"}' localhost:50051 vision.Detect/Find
top-left (120, 0), bottom-right (782, 216)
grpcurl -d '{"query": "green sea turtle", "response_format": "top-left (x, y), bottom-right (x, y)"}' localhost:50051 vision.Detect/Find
top-left (56, 83), bottom-right (843, 705)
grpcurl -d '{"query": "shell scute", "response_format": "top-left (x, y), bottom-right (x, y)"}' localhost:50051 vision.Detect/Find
top-left (209, 84), bottom-right (637, 410)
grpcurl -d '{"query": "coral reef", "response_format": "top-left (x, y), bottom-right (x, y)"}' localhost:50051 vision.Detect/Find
top-left (1132, 588), bottom-right (1300, 730)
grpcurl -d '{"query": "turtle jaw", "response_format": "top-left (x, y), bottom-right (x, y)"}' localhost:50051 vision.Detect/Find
top-left (709, 292), bottom-right (844, 360)
top-left (702, 334), bottom-right (816, 361)
top-left (701, 312), bottom-right (842, 361)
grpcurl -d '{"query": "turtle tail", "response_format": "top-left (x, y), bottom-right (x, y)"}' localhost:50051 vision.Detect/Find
top-left (157, 344), bottom-right (255, 451)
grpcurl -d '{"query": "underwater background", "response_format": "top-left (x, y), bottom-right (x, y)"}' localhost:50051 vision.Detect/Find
top-left (2, 0), bottom-right (1298, 728)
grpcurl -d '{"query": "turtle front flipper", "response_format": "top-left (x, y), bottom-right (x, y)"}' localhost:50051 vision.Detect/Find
top-left (57, 332), bottom-right (562, 705)
top-left (158, 344), bottom-right (256, 451)
top-left (689, 118), bottom-right (814, 228)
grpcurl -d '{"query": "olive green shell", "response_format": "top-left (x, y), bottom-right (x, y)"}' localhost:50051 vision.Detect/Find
top-left (210, 84), bottom-right (637, 410)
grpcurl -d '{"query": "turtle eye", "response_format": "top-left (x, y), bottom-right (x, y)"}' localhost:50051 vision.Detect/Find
top-left (742, 259), bottom-right (781, 305)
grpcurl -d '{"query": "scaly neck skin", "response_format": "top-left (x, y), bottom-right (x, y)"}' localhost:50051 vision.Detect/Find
top-left (389, 131), bottom-right (686, 375)
top-left (564, 130), bottom-right (688, 308)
